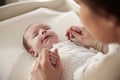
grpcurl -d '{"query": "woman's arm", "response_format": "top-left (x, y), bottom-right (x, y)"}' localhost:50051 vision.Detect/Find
top-left (93, 40), bottom-right (108, 54)
top-left (83, 54), bottom-right (120, 80)
top-left (66, 26), bottom-right (108, 54)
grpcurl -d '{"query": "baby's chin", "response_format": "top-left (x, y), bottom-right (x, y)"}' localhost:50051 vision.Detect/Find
top-left (36, 40), bottom-right (59, 55)
top-left (49, 38), bottom-right (59, 45)
top-left (52, 39), bottom-right (60, 45)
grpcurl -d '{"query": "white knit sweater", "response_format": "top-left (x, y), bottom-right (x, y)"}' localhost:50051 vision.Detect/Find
top-left (74, 43), bottom-right (120, 80)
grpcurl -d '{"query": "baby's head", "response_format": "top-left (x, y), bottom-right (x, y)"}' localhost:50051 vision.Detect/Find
top-left (23, 22), bottom-right (59, 57)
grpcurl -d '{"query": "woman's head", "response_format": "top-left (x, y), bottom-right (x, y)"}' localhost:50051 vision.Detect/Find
top-left (23, 22), bottom-right (59, 57)
top-left (76, 0), bottom-right (120, 44)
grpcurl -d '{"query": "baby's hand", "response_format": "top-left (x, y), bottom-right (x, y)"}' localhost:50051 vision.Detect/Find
top-left (66, 26), bottom-right (96, 48)
top-left (49, 49), bottom-right (59, 67)
top-left (66, 26), bottom-right (81, 41)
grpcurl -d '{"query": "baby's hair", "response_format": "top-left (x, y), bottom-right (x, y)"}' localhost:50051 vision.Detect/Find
top-left (23, 25), bottom-right (32, 52)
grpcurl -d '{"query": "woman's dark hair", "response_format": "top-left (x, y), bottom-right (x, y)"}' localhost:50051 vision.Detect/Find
top-left (82, 0), bottom-right (120, 20)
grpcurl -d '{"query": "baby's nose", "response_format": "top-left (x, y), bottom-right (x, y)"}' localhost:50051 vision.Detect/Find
top-left (41, 29), bottom-right (46, 35)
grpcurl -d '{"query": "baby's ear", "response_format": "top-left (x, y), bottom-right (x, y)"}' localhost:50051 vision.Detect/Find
top-left (29, 49), bottom-right (38, 57)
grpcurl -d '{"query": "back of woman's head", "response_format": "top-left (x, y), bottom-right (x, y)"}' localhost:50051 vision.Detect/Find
top-left (81, 0), bottom-right (120, 20)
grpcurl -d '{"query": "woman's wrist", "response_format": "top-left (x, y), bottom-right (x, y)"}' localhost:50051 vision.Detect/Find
top-left (93, 40), bottom-right (108, 54)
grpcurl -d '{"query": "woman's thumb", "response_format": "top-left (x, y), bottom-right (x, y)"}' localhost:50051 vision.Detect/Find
top-left (54, 49), bottom-right (62, 71)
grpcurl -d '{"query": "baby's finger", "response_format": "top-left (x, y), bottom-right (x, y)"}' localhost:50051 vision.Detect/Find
top-left (67, 29), bottom-right (74, 40)
top-left (50, 52), bottom-right (59, 60)
top-left (55, 55), bottom-right (62, 71)
top-left (71, 31), bottom-right (83, 41)
top-left (66, 32), bottom-right (71, 40)
top-left (71, 26), bottom-right (79, 30)
top-left (50, 59), bottom-right (57, 67)
top-left (49, 52), bottom-right (57, 66)
top-left (66, 28), bottom-right (70, 36)
top-left (72, 26), bottom-right (81, 34)
top-left (65, 30), bottom-right (69, 37)
top-left (49, 55), bottom-right (57, 62)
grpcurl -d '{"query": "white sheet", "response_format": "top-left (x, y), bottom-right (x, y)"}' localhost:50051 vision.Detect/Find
top-left (0, 0), bottom-right (80, 21)
top-left (0, 0), bottom-right (83, 80)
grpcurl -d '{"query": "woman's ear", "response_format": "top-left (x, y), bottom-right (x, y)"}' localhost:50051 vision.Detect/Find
top-left (29, 49), bottom-right (38, 57)
top-left (107, 15), bottom-right (119, 28)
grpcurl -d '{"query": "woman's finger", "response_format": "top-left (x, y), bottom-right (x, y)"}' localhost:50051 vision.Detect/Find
top-left (54, 49), bottom-right (62, 71)
top-left (41, 49), bottom-right (51, 66)
top-left (30, 58), bottom-right (41, 75)
top-left (54, 49), bottom-right (60, 59)
top-left (34, 53), bottom-right (43, 69)
top-left (37, 52), bottom-right (42, 62)
top-left (50, 55), bottom-right (57, 62)
top-left (41, 48), bottom-right (57, 69)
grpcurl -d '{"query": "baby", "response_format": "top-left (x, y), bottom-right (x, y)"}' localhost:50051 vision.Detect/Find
top-left (23, 22), bottom-right (97, 80)
top-left (23, 22), bottom-right (59, 66)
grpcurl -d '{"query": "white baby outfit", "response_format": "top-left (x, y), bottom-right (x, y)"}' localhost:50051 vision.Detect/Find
top-left (51, 41), bottom-right (97, 80)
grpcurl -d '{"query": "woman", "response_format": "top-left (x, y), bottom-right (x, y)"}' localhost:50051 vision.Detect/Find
top-left (30, 0), bottom-right (120, 80)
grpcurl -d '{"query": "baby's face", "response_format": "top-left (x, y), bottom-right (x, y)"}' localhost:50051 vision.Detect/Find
top-left (24, 23), bottom-right (59, 55)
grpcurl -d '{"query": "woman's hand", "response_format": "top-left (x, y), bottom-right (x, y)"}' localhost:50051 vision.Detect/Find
top-left (30, 48), bottom-right (62, 80)
top-left (66, 26), bottom-right (96, 48)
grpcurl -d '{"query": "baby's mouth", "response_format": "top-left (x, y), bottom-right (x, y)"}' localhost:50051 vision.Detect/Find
top-left (42, 35), bottom-right (51, 43)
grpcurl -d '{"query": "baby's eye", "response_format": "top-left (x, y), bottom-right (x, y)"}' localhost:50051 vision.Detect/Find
top-left (43, 26), bottom-right (51, 30)
top-left (46, 27), bottom-right (50, 30)
top-left (33, 33), bottom-right (38, 38)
